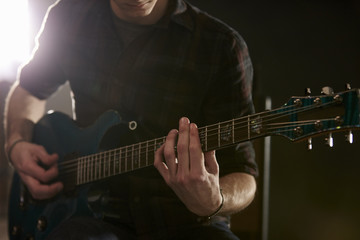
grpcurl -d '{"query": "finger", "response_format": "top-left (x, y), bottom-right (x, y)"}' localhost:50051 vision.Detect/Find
top-left (154, 144), bottom-right (170, 183)
top-left (19, 172), bottom-right (63, 200)
top-left (163, 129), bottom-right (178, 177)
top-left (36, 145), bottom-right (59, 166)
top-left (24, 146), bottom-right (59, 182)
top-left (21, 156), bottom-right (59, 183)
top-left (176, 117), bottom-right (190, 174)
top-left (204, 150), bottom-right (219, 175)
top-left (189, 123), bottom-right (205, 174)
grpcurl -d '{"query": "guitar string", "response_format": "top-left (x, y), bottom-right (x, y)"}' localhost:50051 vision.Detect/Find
top-left (58, 100), bottom-right (341, 182)
top-left (64, 116), bottom-right (330, 185)
top-left (57, 100), bottom-right (338, 176)
top-left (60, 118), bottom-right (336, 185)
top-left (57, 102), bottom-right (301, 171)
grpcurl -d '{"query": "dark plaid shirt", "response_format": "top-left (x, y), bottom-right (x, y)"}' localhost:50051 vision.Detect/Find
top-left (19, 0), bottom-right (258, 238)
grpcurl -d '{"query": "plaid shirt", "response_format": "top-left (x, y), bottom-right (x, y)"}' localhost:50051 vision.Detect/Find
top-left (19, 0), bottom-right (258, 237)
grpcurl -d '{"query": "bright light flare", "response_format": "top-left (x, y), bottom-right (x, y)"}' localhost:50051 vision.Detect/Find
top-left (0, 0), bottom-right (30, 79)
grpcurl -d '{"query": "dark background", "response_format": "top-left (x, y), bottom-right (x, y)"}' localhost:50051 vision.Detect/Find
top-left (1, 0), bottom-right (359, 240)
top-left (185, 1), bottom-right (360, 240)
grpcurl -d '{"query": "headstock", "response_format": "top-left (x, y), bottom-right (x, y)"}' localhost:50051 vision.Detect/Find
top-left (266, 84), bottom-right (360, 149)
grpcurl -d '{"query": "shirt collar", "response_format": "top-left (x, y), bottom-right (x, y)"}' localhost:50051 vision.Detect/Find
top-left (101, 0), bottom-right (194, 31)
top-left (155, 0), bottom-right (194, 31)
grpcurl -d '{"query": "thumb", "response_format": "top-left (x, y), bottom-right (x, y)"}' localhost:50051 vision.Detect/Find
top-left (204, 150), bottom-right (219, 175)
top-left (36, 146), bottom-right (59, 167)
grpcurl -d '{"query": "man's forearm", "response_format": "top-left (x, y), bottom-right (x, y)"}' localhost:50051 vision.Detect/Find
top-left (5, 83), bottom-right (46, 147)
top-left (219, 172), bottom-right (256, 215)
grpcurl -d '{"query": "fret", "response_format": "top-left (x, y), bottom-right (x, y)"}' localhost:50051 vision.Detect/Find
top-left (103, 151), bottom-right (108, 177)
top-left (81, 157), bottom-right (84, 184)
top-left (90, 155), bottom-right (94, 182)
top-left (119, 148), bottom-right (123, 174)
top-left (98, 153), bottom-right (102, 180)
top-left (102, 152), bottom-right (105, 178)
top-left (148, 139), bottom-right (156, 164)
top-left (93, 155), bottom-right (96, 181)
top-left (110, 150), bottom-right (113, 176)
top-left (85, 157), bottom-right (88, 183)
top-left (120, 147), bottom-right (125, 173)
top-left (247, 116), bottom-right (251, 140)
top-left (107, 151), bottom-right (111, 177)
top-left (217, 123), bottom-right (221, 147)
top-left (115, 149), bottom-right (119, 174)
top-left (101, 152), bottom-right (105, 178)
top-left (153, 139), bottom-right (157, 155)
top-left (82, 157), bottom-right (85, 184)
top-left (137, 142), bottom-right (141, 168)
top-left (82, 157), bottom-right (86, 184)
top-left (95, 154), bottom-right (99, 180)
top-left (232, 119), bottom-right (235, 143)
top-left (104, 151), bottom-right (107, 177)
top-left (78, 158), bottom-right (81, 185)
top-left (204, 127), bottom-right (208, 151)
top-left (83, 157), bottom-right (86, 183)
top-left (77, 158), bottom-right (80, 185)
top-left (112, 149), bottom-right (116, 175)
top-left (131, 145), bottom-right (134, 171)
top-left (89, 156), bottom-right (92, 182)
top-left (86, 156), bottom-right (89, 183)
top-left (145, 141), bottom-right (149, 166)
top-left (125, 146), bottom-right (128, 172)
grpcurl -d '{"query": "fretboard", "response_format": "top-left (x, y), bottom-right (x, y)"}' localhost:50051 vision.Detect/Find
top-left (74, 112), bottom-right (272, 186)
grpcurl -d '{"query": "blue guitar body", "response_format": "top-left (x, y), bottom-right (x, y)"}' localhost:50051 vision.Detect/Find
top-left (8, 111), bottom-right (124, 240)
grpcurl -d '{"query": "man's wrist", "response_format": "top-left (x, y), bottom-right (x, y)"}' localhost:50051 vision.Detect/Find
top-left (6, 138), bottom-right (27, 167)
top-left (207, 188), bottom-right (224, 219)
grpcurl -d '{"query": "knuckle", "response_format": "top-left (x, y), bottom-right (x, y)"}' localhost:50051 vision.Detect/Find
top-left (29, 188), bottom-right (41, 200)
top-left (163, 148), bottom-right (173, 159)
top-left (35, 144), bottom-right (45, 152)
top-left (188, 144), bottom-right (198, 153)
top-left (176, 175), bottom-right (188, 186)
top-left (176, 143), bottom-right (186, 152)
top-left (154, 160), bottom-right (164, 170)
top-left (189, 173), bottom-right (206, 183)
top-left (40, 174), bottom-right (51, 183)
top-left (153, 160), bottom-right (160, 168)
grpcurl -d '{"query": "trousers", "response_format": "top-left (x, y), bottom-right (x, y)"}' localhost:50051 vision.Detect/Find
top-left (46, 216), bottom-right (240, 240)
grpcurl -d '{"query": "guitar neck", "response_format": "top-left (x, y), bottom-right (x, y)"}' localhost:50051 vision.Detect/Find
top-left (73, 114), bottom-right (268, 186)
top-left (68, 88), bottom-right (359, 186)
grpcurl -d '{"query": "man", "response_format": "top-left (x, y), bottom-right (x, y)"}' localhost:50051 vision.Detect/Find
top-left (5, 0), bottom-right (258, 239)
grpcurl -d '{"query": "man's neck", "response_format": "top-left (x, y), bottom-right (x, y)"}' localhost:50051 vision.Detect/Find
top-left (110, 0), bottom-right (169, 25)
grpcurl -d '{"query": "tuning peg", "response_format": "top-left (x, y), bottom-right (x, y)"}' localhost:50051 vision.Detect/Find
top-left (305, 88), bottom-right (311, 95)
top-left (321, 86), bottom-right (334, 95)
top-left (346, 130), bottom-right (353, 144)
top-left (307, 138), bottom-right (313, 150)
top-left (345, 83), bottom-right (351, 90)
top-left (325, 133), bottom-right (334, 147)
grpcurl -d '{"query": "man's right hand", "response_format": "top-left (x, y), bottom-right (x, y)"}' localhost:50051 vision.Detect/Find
top-left (9, 141), bottom-right (63, 200)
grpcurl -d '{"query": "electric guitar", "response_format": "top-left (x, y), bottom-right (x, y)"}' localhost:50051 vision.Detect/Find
top-left (8, 87), bottom-right (360, 240)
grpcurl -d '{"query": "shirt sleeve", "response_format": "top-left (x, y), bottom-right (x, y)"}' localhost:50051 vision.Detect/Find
top-left (202, 31), bottom-right (258, 178)
top-left (18, 0), bottom-right (68, 99)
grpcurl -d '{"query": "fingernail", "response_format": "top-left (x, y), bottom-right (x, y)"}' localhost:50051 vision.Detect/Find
top-left (181, 117), bottom-right (189, 124)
